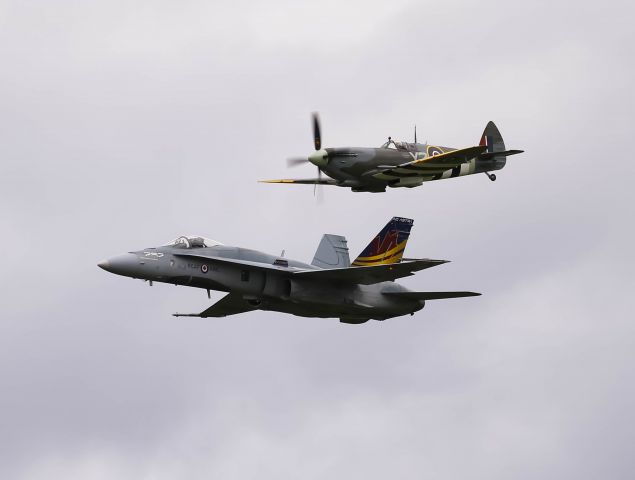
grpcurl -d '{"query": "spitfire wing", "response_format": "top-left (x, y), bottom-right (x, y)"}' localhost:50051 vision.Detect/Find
top-left (373, 145), bottom-right (487, 179)
top-left (259, 178), bottom-right (336, 185)
top-left (292, 259), bottom-right (448, 285)
top-left (174, 293), bottom-right (257, 317)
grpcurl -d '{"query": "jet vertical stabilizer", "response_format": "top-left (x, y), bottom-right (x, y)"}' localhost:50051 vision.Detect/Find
top-left (312, 234), bottom-right (350, 269)
top-left (352, 217), bottom-right (413, 267)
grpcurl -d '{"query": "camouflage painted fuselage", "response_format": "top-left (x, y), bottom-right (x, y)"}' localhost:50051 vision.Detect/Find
top-left (317, 143), bottom-right (506, 192)
top-left (263, 121), bottom-right (522, 192)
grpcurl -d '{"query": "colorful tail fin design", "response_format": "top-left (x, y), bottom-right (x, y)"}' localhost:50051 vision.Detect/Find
top-left (352, 217), bottom-right (413, 267)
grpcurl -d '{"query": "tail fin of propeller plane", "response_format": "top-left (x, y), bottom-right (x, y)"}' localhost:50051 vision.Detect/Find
top-left (352, 217), bottom-right (413, 267)
top-left (477, 121), bottom-right (523, 170)
top-left (479, 121), bottom-right (506, 154)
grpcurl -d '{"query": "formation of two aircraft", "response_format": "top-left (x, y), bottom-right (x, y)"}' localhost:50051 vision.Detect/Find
top-left (99, 115), bottom-right (523, 324)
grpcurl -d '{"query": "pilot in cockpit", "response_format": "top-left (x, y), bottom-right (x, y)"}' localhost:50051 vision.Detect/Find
top-left (167, 236), bottom-right (222, 249)
top-left (380, 137), bottom-right (412, 152)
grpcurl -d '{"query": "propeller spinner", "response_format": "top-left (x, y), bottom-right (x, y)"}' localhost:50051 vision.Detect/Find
top-left (284, 112), bottom-right (329, 200)
top-left (286, 112), bottom-right (329, 169)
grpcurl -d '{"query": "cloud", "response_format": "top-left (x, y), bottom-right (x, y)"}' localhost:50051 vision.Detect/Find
top-left (0, 0), bottom-right (633, 478)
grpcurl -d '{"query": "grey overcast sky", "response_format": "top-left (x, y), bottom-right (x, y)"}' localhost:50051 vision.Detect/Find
top-left (1, 0), bottom-right (633, 478)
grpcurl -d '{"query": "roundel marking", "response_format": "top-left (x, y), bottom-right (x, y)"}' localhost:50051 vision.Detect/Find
top-left (427, 146), bottom-right (444, 157)
top-left (201, 264), bottom-right (209, 273)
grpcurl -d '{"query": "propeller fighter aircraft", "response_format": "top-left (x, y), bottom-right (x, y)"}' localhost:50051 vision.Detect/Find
top-left (98, 217), bottom-right (479, 324)
top-left (261, 114), bottom-right (523, 193)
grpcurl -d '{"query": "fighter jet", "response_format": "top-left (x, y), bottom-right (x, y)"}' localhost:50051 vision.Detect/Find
top-left (98, 218), bottom-right (479, 324)
top-left (261, 114), bottom-right (523, 192)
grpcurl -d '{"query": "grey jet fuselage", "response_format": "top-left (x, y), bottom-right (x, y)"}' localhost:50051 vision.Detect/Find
top-left (99, 239), bottom-right (421, 322)
top-left (99, 218), bottom-right (480, 324)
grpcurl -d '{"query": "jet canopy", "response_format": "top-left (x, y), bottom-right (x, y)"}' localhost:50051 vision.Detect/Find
top-left (165, 235), bottom-right (223, 249)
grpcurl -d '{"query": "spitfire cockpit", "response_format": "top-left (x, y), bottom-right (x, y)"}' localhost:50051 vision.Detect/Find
top-left (380, 139), bottom-right (407, 151)
top-left (165, 235), bottom-right (223, 249)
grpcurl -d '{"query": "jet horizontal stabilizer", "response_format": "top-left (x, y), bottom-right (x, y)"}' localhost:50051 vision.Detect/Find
top-left (383, 291), bottom-right (481, 300)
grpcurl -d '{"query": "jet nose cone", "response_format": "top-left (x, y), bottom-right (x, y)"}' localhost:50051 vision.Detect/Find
top-left (97, 253), bottom-right (138, 277)
top-left (308, 149), bottom-right (328, 167)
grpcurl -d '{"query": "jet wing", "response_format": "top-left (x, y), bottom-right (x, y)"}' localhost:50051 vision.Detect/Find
top-left (173, 293), bottom-right (256, 318)
top-left (173, 253), bottom-right (304, 273)
top-left (292, 259), bottom-right (448, 285)
top-left (259, 178), bottom-right (336, 185)
top-left (174, 253), bottom-right (446, 284)
top-left (373, 145), bottom-right (487, 179)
